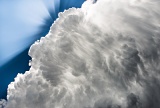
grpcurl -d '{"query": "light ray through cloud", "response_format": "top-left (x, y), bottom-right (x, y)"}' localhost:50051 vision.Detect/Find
top-left (0, 0), bottom-right (85, 100)
top-left (2, 0), bottom-right (160, 107)
top-left (0, 0), bottom-right (57, 67)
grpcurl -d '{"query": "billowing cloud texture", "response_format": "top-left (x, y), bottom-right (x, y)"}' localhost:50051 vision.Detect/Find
top-left (3, 0), bottom-right (160, 108)
top-left (0, 99), bottom-right (6, 108)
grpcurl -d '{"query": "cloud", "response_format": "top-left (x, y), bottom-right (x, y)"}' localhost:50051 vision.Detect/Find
top-left (3, 0), bottom-right (160, 108)
top-left (0, 99), bottom-right (6, 108)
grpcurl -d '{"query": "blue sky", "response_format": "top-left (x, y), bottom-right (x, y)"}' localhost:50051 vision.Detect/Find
top-left (0, 0), bottom-right (85, 99)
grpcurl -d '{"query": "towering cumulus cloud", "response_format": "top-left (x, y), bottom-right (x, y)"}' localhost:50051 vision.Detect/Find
top-left (3, 0), bottom-right (160, 108)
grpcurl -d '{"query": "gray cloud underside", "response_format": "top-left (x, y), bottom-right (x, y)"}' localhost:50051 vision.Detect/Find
top-left (0, 99), bottom-right (6, 108)
top-left (4, 0), bottom-right (160, 108)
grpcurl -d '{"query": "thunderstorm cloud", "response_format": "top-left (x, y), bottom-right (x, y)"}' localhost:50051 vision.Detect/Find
top-left (2, 0), bottom-right (160, 108)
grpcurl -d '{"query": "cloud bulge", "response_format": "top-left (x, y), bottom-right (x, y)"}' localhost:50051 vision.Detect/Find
top-left (1, 0), bottom-right (160, 108)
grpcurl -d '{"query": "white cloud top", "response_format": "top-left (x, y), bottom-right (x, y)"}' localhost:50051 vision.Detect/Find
top-left (3, 0), bottom-right (160, 108)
